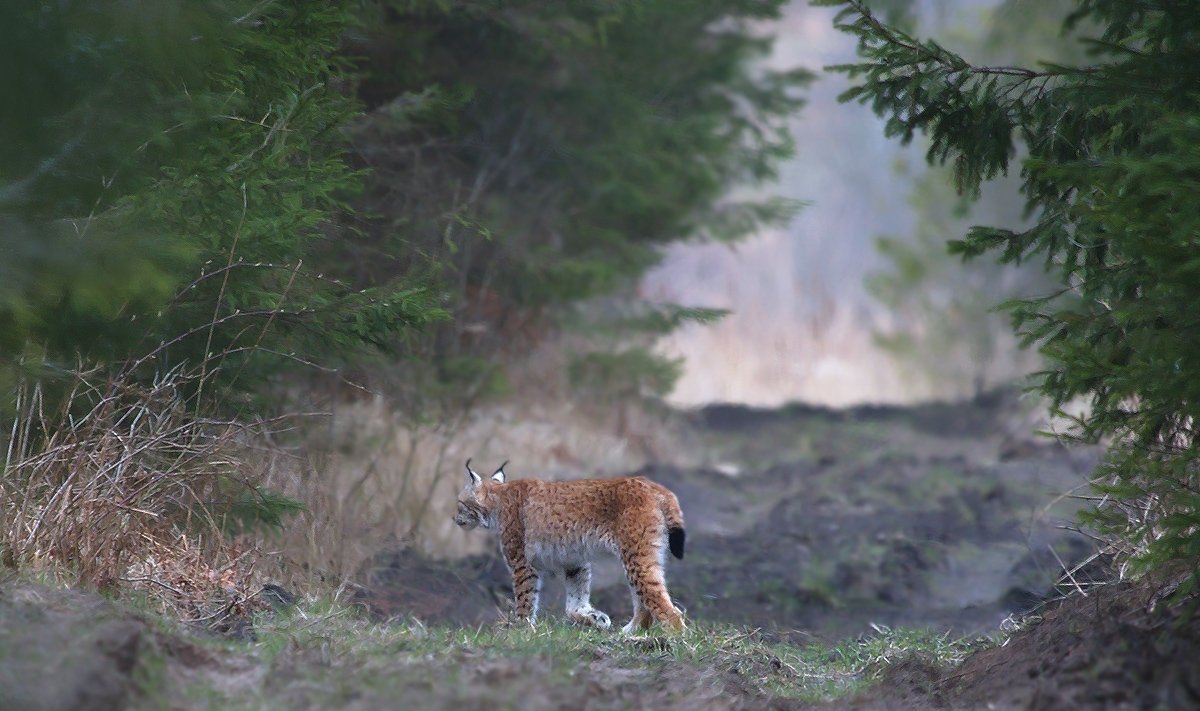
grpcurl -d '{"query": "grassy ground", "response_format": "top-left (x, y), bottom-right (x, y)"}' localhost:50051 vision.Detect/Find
top-left (7, 571), bottom-right (1199, 711)
top-left (150, 597), bottom-right (984, 710)
top-left (0, 576), bottom-right (983, 711)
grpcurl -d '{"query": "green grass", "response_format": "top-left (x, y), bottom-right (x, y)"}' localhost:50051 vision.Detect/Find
top-left (162, 599), bottom-right (992, 708)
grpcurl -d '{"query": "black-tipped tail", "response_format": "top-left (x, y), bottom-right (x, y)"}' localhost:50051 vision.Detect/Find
top-left (668, 527), bottom-right (686, 559)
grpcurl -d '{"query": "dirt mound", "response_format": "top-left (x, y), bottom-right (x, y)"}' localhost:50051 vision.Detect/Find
top-left (597, 449), bottom-right (1098, 641)
top-left (0, 583), bottom-right (149, 711)
top-left (820, 579), bottom-right (1200, 710)
top-left (942, 580), bottom-right (1200, 710)
top-left (293, 647), bottom-right (787, 711)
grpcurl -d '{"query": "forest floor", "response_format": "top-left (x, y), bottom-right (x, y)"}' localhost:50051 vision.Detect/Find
top-left (3, 392), bottom-right (1199, 709)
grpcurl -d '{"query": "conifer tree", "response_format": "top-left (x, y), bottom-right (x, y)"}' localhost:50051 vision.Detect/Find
top-left (0, 1), bottom-right (442, 403)
top-left (865, 0), bottom-right (1079, 399)
top-left (3, 0), bottom-right (811, 409)
top-left (821, 0), bottom-right (1200, 589)
top-left (342, 0), bottom-right (810, 373)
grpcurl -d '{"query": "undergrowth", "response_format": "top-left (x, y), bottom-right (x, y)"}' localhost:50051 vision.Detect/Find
top-left (0, 364), bottom-right (325, 634)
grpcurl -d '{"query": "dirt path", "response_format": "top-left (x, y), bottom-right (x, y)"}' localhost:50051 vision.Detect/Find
top-left (367, 393), bottom-right (1104, 641)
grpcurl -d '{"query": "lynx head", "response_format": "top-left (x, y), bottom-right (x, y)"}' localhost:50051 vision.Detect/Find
top-left (453, 458), bottom-right (507, 530)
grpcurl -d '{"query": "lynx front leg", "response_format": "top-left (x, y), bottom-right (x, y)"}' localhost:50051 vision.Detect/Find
top-left (498, 502), bottom-right (541, 624)
top-left (563, 565), bottom-right (611, 630)
top-left (508, 562), bottom-right (542, 623)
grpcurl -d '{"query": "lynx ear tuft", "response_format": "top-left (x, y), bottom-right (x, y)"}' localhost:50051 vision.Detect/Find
top-left (466, 459), bottom-right (482, 486)
top-left (491, 460), bottom-right (509, 484)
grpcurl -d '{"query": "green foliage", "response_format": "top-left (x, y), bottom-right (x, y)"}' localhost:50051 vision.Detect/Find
top-left (3, 0), bottom-right (809, 416)
top-left (220, 489), bottom-right (307, 535)
top-left (619, 305), bottom-right (732, 335)
top-left (562, 301), bottom-right (726, 408)
top-left (565, 301), bottom-right (730, 339)
top-left (823, 0), bottom-right (1200, 586)
top-left (864, 0), bottom-right (1076, 397)
top-left (0, 1), bottom-right (444, 408)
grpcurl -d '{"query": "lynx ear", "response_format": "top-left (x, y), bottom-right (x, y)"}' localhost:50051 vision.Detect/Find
top-left (465, 458), bottom-right (482, 486)
top-left (491, 460), bottom-right (509, 484)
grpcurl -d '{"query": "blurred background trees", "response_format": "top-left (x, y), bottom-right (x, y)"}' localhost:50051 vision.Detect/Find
top-left (0, 0), bottom-right (808, 413)
top-left (0, 1), bottom-right (441, 409)
top-left (339, 0), bottom-right (810, 405)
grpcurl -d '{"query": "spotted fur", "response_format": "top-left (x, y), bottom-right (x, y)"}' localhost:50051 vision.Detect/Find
top-left (453, 460), bottom-right (686, 632)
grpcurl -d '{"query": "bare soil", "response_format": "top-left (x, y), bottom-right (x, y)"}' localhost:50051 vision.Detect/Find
top-left (0, 584), bottom-right (149, 711)
top-left (364, 392), bottom-right (1104, 641)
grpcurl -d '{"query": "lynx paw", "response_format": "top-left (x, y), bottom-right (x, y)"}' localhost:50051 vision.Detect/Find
top-left (495, 612), bottom-right (537, 630)
top-left (568, 608), bottom-right (612, 630)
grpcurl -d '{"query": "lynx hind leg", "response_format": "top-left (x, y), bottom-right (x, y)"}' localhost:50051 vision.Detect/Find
top-left (564, 565), bottom-right (611, 630)
top-left (621, 587), bottom-right (654, 634)
top-left (619, 538), bottom-right (685, 633)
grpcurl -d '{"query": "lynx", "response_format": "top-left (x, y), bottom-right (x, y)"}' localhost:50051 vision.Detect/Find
top-left (453, 459), bottom-right (686, 632)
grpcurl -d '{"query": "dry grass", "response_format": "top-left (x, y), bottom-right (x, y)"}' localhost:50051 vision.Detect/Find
top-left (0, 367), bottom-right (277, 622)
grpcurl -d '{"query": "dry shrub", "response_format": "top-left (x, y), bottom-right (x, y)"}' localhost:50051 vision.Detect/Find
top-left (124, 533), bottom-right (273, 627)
top-left (0, 367), bottom-right (276, 618)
